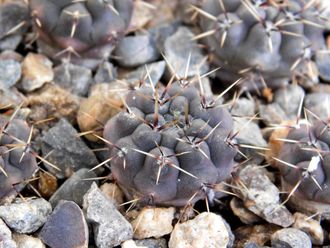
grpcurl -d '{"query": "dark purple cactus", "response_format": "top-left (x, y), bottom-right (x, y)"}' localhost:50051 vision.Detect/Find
top-left (29, 0), bottom-right (133, 68)
top-left (103, 81), bottom-right (237, 207)
top-left (198, 0), bottom-right (329, 92)
top-left (0, 115), bottom-right (38, 203)
top-left (275, 120), bottom-right (330, 204)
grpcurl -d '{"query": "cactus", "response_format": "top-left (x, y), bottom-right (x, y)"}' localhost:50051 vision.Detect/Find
top-left (0, 113), bottom-right (38, 203)
top-left (29, 0), bottom-right (133, 68)
top-left (102, 78), bottom-right (237, 207)
top-left (196, 0), bottom-right (329, 92)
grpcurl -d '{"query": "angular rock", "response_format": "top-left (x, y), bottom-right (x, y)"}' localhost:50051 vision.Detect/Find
top-left (271, 228), bottom-right (312, 248)
top-left (0, 198), bottom-right (51, 234)
top-left (94, 61), bottom-right (117, 84)
top-left (135, 238), bottom-right (168, 248)
top-left (121, 240), bottom-right (145, 248)
top-left (164, 27), bottom-right (209, 78)
top-left (21, 53), bottom-right (54, 92)
top-left (0, 87), bottom-right (25, 107)
top-left (230, 197), bottom-right (261, 225)
top-left (53, 63), bottom-right (94, 96)
top-left (39, 201), bottom-right (88, 248)
top-left (83, 183), bottom-right (133, 248)
top-left (115, 35), bottom-right (159, 68)
top-left (316, 52), bottom-right (330, 82)
top-left (233, 165), bottom-right (294, 227)
top-left (0, 59), bottom-right (21, 89)
top-left (169, 212), bottom-right (231, 248)
top-left (292, 212), bottom-right (324, 245)
top-left (49, 168), bottom-right (97, 208)
top-left (41, 118), bottom-right (98, 178)
top-left (12, 233), bottom-right (45, 248)
top-left (304, 93), bottom-right (330, 121)
top-left (0, 218), bottom-right (17, 248)
top-left (230, 98), bottom-right (256, 117)
top-left (100, 183), bottom-right (124, 207)
top-left (131, 207), bottom-right (175, 239)
top-left (149, 21), bottom-right (179, 52)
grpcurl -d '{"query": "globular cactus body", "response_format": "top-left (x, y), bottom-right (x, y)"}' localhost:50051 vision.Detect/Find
top-left (103, 82), bottom-right (237, 207)
top-left (29, 0), bottom-right (133, 68)
top-left (0, 115), bottom-right (38, 203)
top-left (198, 0), bottom-right (328, 91)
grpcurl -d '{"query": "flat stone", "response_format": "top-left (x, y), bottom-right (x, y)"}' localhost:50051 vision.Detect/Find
top-left (21, 53), bottom-right (54, 92)
top-left (0, 88), bottom-right (25, 107)
top-left (169, 212), bottom-right (231, 248)
top-left (53, 63), bottom-right (94, 96)
top-left (230, 197), bottom-right (262, 224)
top-left (316, 52), bottom-right (330, 82)
top-left (100, 183), bottom-right (124, 207)
top-left (83, 183), bottom-right (133, 248)
top-left (304, 93), bottom-right (330, 121)
top-left (131, 207), bottom-right (175, 239)
top-left (94, 61), bottom-right (117, 84)
top-left (0, 218), bottom-right (17, 248)
top-left (49, 168), bottom-right (97, 208)
top-left (230, 97), bottom-right (256, 117)
top-left (0, 198), bottom-right (51, 234)
top-left (39, 200), bottom-right (88, 248)
top-left (234, 165), bottom-right (294, 227)
top-left (41, 118), bottom-right (99, 178)
top-left (271, 228), bottom-right (311, 248)
top-left (115, 35), bottom-right (159, 68)
top-left (121, 240), bottom-right (146, 248)
top-left (12, 233), bottom-right (45, 248)
top-left (0, 59), bottom-right (21, 89)
top-left (135, 238), bottom-right (168, 248)
top-left (164, 27), bottom-right (209, 78)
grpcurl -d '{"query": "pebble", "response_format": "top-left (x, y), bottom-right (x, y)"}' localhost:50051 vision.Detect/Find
top-left (114, 35), bottom-right (159, 68)
top-left (39, 201), bottom-right (88, 248)
top-left (20, 53), bottom-right (54, 92)
top-left (27, 84), bottom-right (80, 125)
top-left (233, 165), bottom-right (294, 227)
top-left (12, 233), bottom-right (45, 248)
top-left (164, 27), bottom-right (209, 78)
top-left (292, 212), bottom-right (324, 245)
top-left (41, 118), bottom-right (99, 178)
top-left (49, 168), bottom-right (97, 208)
top-left (0, 198), bottom-right (51, 234)
top-left (100, 183), bottom-right (124, 207)
top-left (53, 63), bottom-right (94, 96)
top-left (316, 52), bottom-right (330, 82)
top-left (230, 197), bottom-right (262, 224)
top-left (121, 240), bottom-right (146, 248)
top-left (94, 61), bottom-right (117, 84)
top-left (0, 218), bottom-right (17, 248)
top-left (169, 212), bottom-right (231, 248)
top-left (0, 88), bottom-right (25, 108)
top-left (135, 238), bottom-right (168, 248)
top-left (0, 59), bottom-right (21, 89)
top-left (230, 97), bottom-right (256, 117)
top-left (271, 228), bottom-right (312, 248)
top-left (0, 50), bottom-right (23, 62)
top-left (304, 93), bottom-right (330, 121)
top-left (149, 21), bottom-right (180, 52)
top-left (38, 171), bottom-right (58, 199)
top-left (83, 183), bottom-right (133, 248)
top-left (131, 207), bottom-right (175, 239)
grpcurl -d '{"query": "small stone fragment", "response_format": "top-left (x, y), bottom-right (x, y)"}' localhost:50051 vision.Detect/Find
top-left (83, 183), bottom-right (133, 248)
top-left (39, 200), bottom-right (88, 248)
top-left (230, 98), bottom-right (256, 117)
top-left (233, 165), bottom-right (294, 227)
top-left (12, 233), bottom-right (45, 248)
top-left (41, 119), bottom-right (99, 178)
top-left (21, 53), bottom-right (54, 92)
top-left (131, 207), bottom-right (175, 239)
top-left (0, 218), bottom-right (17, 248)
top-left (0, 88), bottom-right (25, 107)
top-left (0, 59), bottom-right (21, 89)
top-left (316, 52), bottom-right (330, 82)
top-left (49, 168), bottom-right (97, 208)
top-left (271, 228), bottom-right (312, 248)
top-left (115, 35), bottom-right (159, 68)
top-left (0, 198), bottom-right (51, 234)
top-left (94, 61), bottom-right (117, 84)
top-left (53, 63), bottom-right (94, 96)
top-left (38, 171), bottom-right (58, 198)
top-left (135, 238), bottom-right (168, 248)
top-left (292, 212), bottom-right (324, 245)
top-left (304, 93), bottom-right (330, 121)
top-left (100, 183), bottom-right (124, 207)
top-left (121, 240), bottom-right (146, 248)
top-left (164, 27), bottom-right (209, 78)
top-left (169, 212), bottom-right (230, 248)
top-left (230, 197), bottom-right (262, 224)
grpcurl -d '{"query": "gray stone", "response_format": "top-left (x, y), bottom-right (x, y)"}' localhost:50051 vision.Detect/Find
top-left (0, 59), bottom-right (21, 89)
top-left (230, 98), bottom-right (255, 117)
top-left (0, 219), bottom-right (17, 248)
top-left (53, 62), bottom-right (94, 96)
top-left (316, 52), bottom-right (330, 82)
top-left (259, 103), bottom-right (288, 125)
top-left (233, 118), bottom-right (267, 164)
top-left (304, 93), bottom-right (330, 121)
top-left (41, 118), bottom-right (98, 178)
top-left (271, 228), bottom-right (311, 248)
top-left (164, 27), bottom-right (209, 78)
top-left (94, 61), bottom-right (117, 84)
top-left (135, 238), bottom-right (168, 248)
top-left (0, 88), bottom-right (25, 107)
top-left (149, 21), bottom-right (180, 52)
top-left (0, 198), bottom-right (51, 234)
top-left (0, 35), bottom-right (22, 51)
top-left (39, 200), bottom-right (88, 248)
top-left (83, 183), bottom-right (133, 248)
top-left (234, 165), bottom-right (294, 227)
top-left (115, 35), bottom-right (159, 68)
top-left (124, 61), bottom-right (166, 86)
top-left (12, 234), bottom-right (45, 248)
top-left (49, 168), bottom-right (97, 208)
